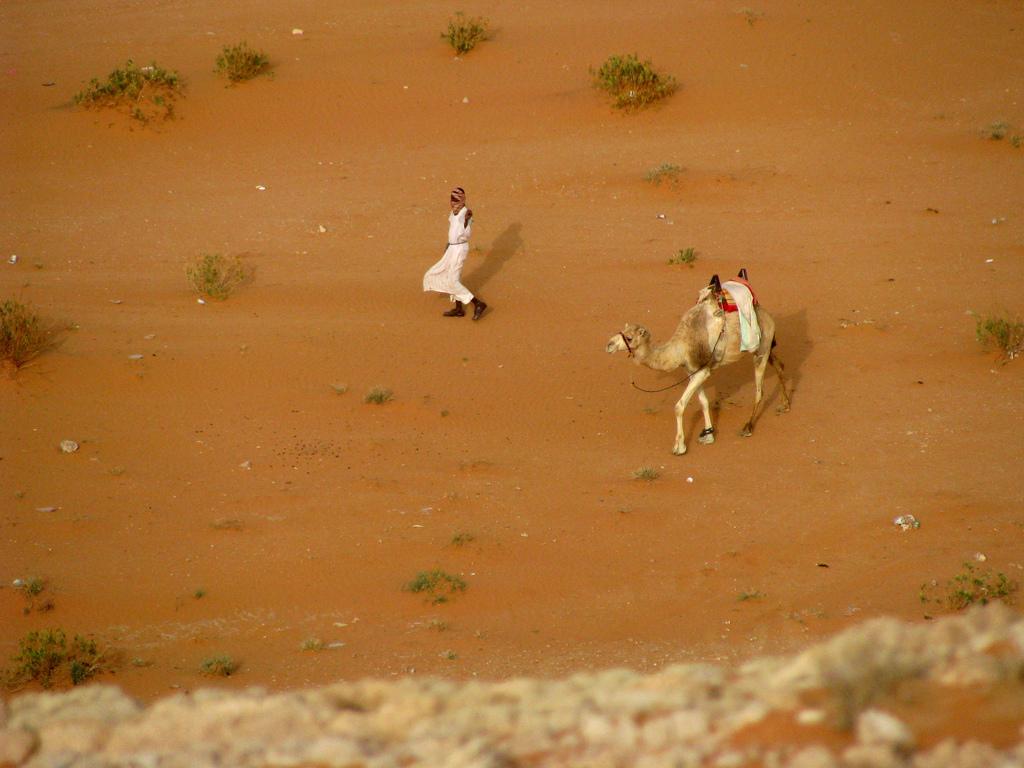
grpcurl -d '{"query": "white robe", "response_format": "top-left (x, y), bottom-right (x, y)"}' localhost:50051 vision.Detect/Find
top-left (422, 207), bottom-right (474, 303)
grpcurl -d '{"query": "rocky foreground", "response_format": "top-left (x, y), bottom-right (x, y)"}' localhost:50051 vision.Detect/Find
top-left (1, 606), bottom-right (1021, 768)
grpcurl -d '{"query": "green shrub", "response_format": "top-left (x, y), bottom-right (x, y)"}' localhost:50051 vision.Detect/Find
top-left (75, 59), bottom-right (180, 122)
top-left (668, 247), bottom-right (697, 267)
top-left (364, 386), bottom-right (393, 404)
top-left (645, 163), bottom-right (682, 185)
top-left (215, 42), bottom-right (270, 83)
top-left (404, 569), bottom-right (467, 604)
top-left (5, 629), bottom-right (106, 690)
top-left (920, 561), bottom-right (1018, 610)
top-left (975, 312), bottom-right (1024, 362)
top-left (987, 121), bottom-right (1009, 140)
top-left (592, 54), bottom-right (677, 111)
top-left (200, 655), bottom-right (239, 676)
top-left (443, 13), bottom-right (490, 55)
top-left (632, 466), bottom-right (660, 481)
top-left (186, 253), bottom-right (248, 300)
top-left (1, 299), bottom-right (59, 369)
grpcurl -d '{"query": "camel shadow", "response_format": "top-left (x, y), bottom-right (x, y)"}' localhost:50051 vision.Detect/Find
top-left (465, 222), bottom-right (522, 292)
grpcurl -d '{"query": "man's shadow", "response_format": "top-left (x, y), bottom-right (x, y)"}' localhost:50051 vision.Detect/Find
top-left (466, 222), bottom-right (522, 292)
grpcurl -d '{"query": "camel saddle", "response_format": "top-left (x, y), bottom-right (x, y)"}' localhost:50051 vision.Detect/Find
top-left (710, 270), bottom-right (758, 313)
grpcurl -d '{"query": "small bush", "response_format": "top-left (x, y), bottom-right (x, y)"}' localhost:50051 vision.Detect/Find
top-left (5, 629), bottom-right (106, 690)
top-left (300, 637), bottom-right (324, 651)
top-left (987, 121), bottom-right (1009, 140)
top-left (592, 54), bottom-right (677, 111)
top-left (668, 247), bottom-right (697, 267)
top-left (364, 386), bottom-right (393, 404)
top-left (920, 561), bottom-right (1018, 610)
top-left (450, 532), bottom-right (475, 547)
top-left (632, 466), bottom-right (660, 481)
top-left (443, 12), bottom-right (490, 55)
top-left (216, 42), bottom-right (270, 83)
top-left (200, 654), bottom-right (239, 677)
top-left (975, 312), bottom-right (1024, 361)
top-left (404, 569), bottom-right (467, 604)
top-left (186, 253), bottom-right (248, 301)
top-left (75, 59), bottom-right (181, 123)
top-left (1, 299), bottom-right (60, 369)
top-left (645, 163), bottom-right (682, 185)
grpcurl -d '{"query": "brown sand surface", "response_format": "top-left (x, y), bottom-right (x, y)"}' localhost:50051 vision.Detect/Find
top-left (2, 0), bottom-right (1023, 711)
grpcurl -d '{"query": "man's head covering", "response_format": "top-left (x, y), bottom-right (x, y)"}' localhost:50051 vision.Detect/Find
top-left (450, 187), bottom-right (466, 205)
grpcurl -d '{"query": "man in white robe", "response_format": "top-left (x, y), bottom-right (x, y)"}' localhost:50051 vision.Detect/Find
top-left (422, 187), bottom-right (488, 320)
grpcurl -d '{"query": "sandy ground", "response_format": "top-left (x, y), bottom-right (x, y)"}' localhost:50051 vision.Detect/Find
top-left (2, 0), bottom-right (1023, 709)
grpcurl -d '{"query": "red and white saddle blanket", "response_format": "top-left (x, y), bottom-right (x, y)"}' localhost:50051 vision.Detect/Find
top-left (720, 279), bottom-right (761, 352)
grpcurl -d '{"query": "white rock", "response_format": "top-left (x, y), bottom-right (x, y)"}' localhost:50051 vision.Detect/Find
top-left (462, 96), bottom-right (469, 103)
top-left (60, 440), bottom-right (79, 454)
top-left (128, 354), bottom-right (144, 360)
top-left (856, 709), bottom-right (914, 751)
top-left (7, 255), bottom-right (17, 265)
top-left (239, 460), bottom-right (252, 470)
top-left (292, 28), bottom-right (303, 35)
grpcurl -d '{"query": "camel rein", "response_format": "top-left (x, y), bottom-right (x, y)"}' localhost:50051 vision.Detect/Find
top-left (628, 323), bottom-right (726, 394)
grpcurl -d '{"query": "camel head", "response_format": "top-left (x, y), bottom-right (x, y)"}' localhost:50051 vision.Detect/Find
top-left (606, 323), bottom-right (651, 357)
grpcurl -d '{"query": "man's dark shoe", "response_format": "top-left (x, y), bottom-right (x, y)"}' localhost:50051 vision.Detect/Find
top-left (471, 298), bottom-right (487, 321)
top-left (443, 301), bottom-right (465, 317)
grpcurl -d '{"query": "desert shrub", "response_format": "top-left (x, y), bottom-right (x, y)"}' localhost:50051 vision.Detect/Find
top-left (975, 312), bottom-right (1024, 361)
top-left (200, 654), bottom-right (239, 676)
top-left (443, 12), bottom-right (490, 55)
top-left (186, 253), bottom-right (248, 300)
top-left (592, 54), bottom-right (677, 111)
top-left (300, 637), bottom-right (324, 651)
top-left (645, 163), bottom-right (682, 185)
top-left (1, 299), bottom-right (59, 369)
top-left (404, 569), bottom-right (467, 604)
top-left (5, 629), bottom-right (106, 690)
top-left (920, 561), bottom-right (1018, 610)
top-left (74, 59), bottom-right (180, 122)
top-left (668, 247), bottom-right (697, 267)
top-left (987, 121), bottom-right (1009, 140)
top-left (364, 386), bottom-right (393, 404)
top-left (215, 42), bottom-right (270, 82)
top-left (632, 466), bottom-right (660, 481)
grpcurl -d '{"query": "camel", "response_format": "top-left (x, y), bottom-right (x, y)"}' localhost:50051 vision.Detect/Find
top-left (605, 273), bottom-right (791, 455)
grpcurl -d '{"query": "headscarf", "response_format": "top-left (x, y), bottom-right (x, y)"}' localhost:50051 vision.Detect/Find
top-left (450, 187), bottom-right (466, 209)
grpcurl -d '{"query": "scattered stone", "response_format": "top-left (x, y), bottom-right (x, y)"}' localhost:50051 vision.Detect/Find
top-left (128, 354), bottom-right (144, 360)
top-left (197, 298), bottom-right (206, 305)
top-left (109, 299), bottom-right (123, 304)
top-left (974, 552), bottom-right (987, 562)
top-left (256, 184), bottom-right (267, 191)
top-left (239, 460), bottom-right (252, 470)
top-left (893, 514), bottom-right (919, 531)
top-left (7, 254), bottom-right (17, 265)
top-left (292, 28), bottom-right (303, 35)
top-left (60, 440), bottom-right (79, 454)
top-left (462, 96), bottom-right (469, 103)
top-left (35, 506), bottom-right (58, 513)
top-left (318, 224), bottom-right (327, 233)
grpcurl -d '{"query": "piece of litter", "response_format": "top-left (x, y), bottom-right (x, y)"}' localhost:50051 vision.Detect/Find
top-left (318, 224), bottom-right (327, 233)
top-left (333, 622), bottom-right (348, 628)
top-left (412, 524), bottom-right (424, 528)
top-left (128, 354), bottom-right (144, 360)
top-left (893, 514), bottom-right (919, 531)
top-left (462, 96), bottom-right (469, 104)
top-left (256, 184), bottom-right (267, 191)
top-left (239, 460), bottom-right (252, 470)
top-left (974, 552), bottom-right (987, 562)
top-left (109, 299), bottom-right (123, 304)
top-left (60, 440), bottom-right (79, 454)
top-left (656, 213), bottom-right (666, 219)
top-left (816, 562), bottom-right (829, 568)
top-left (985, 258), bottom-right (994, 263)
top-left (292, 28), bottom-right (303, 35)
top-left (36, 506), bottom-right (58, 513)
top-left (520, 532), bottom-right (528, 537)
top-left (197, 298), bottom-right (206, 305)
top-left (327, 642), bottom-right (345, 649)
top-left (686, 476), bottom-right (694, 484)
top-left (7, 255), bottom-right (17, 264)
top-left (144, 333), bottom-right (155, 340)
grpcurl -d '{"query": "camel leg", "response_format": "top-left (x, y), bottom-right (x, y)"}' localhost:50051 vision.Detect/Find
top-left (673, 368), bottom-right (712, 455)
top-left (770, 350), bottom-right (791, 413)
top-left (696, 388), bottom-right (715, 444)
top-left (741, 351), bottom-right (772, 437)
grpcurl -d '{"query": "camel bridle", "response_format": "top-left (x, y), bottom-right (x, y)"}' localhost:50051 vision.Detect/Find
top-left (619, 332), bottom-right (635, 358)
top-left (628, 320), bottom-right (727, 394)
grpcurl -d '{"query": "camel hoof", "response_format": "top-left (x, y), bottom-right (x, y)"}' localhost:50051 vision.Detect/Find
top-left (776, 404), bottom-right (790, 414)
top-left (698, 432), bottom-right (715, 445)
top-left (672, 445), bottom-right (687, 456)
top-left (740, 424), bottom-right (753, 437)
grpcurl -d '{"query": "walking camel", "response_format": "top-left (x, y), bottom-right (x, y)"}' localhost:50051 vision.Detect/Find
top-left (605, 273), bottom-right (791, 455)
